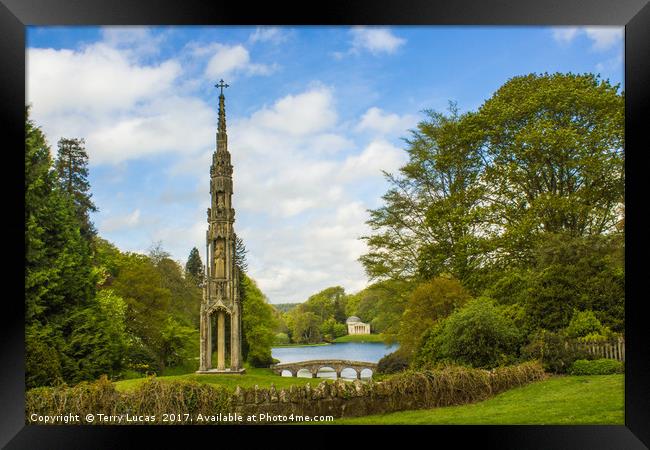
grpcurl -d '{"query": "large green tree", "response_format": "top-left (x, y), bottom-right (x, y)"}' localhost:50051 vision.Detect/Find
top-left (476, 73), bottom-right (624, 264)
top-left (361, 73), bottom-right (624, 292)
top-left (26, 110), bottom-right (117, 387)
top-left (360, 103), bottom-right (488, 288)
top-left (55, 138), bottom-right (97, 240)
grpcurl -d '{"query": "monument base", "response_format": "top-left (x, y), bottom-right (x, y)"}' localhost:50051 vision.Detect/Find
top-left (195, 368), bottom-right (246, 375)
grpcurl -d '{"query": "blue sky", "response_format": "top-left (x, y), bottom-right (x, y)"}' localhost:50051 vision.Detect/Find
top-left (26, 26), bottom-right (624, 303)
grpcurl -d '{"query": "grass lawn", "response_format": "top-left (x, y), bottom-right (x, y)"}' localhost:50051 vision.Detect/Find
top-left (332, 334), bottom-right (386, 343)
top-left (114, 367), bottom-right (333, 393)
top-left (328, 374), bottom-right (624, 425)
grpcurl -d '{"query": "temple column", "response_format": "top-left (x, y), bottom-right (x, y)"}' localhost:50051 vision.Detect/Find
top-left (217, 310), bottom-right (226, 370)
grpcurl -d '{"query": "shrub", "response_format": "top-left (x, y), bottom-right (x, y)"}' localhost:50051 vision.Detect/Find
top-left (273, 332), bottom-right (290, 345)
top-left (521, 329), bottom-right (591, 373)
top-left (377, 349), bottom-right (411, 374)
top-left (397, 277), bottom-right (471, 355)
top-left (569, 359), bottom-right (624, 375)
top-left (414, 297), bottom-right (523, 369)
top-left (565, 310), bottom-right (604, 339)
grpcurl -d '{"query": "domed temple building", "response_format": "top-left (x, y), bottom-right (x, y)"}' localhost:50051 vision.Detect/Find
top-left (346, 316), bottom-right (371, 335)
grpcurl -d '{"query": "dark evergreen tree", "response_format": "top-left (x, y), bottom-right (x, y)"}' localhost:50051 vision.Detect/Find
top-left (185, 247), bottom-right (204, 286)
top-left (55, 138), bottom-right (98, 241)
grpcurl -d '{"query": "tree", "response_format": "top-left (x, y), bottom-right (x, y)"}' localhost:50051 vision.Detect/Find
top-left (26, 110), bottom-right (99, 387)
top-left (55, 138), bottom-right (98, 240)
top-left (398, 276), bottom-right (471, 355)
top-left (234, 234), bottom-right (248, 272)
top-left (185, 247), bottom-right (204, 287)
top-left (523, 232), bottom-right (624, 331)
top-left (241, 274), bottom-right (277, 366)
top-left (360, 103), bottom-right (488, 288)
top-left (347, 279), bottom-right (413, 340)
top-left (147, 240), bottom-right (171, 266)
top-left (476, 73), bottom-right (624, 264)
top-left (360, 73), bottom-right (624, 293)
top-left (414, 297), bottom-right (523, 369)
top-left (111, 253), bottom-right (172, 372)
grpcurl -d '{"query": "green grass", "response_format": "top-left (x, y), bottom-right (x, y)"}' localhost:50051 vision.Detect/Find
top-left (327, 374), bottom-right (623, 425)
top-left (114, 367), bottom-right (333, 392)
top-left (332, 334), bottom-right (386, 343)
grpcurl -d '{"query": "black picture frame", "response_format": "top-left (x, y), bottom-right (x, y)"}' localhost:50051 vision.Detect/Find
top-left (2, 0), bottom-right (648, 448)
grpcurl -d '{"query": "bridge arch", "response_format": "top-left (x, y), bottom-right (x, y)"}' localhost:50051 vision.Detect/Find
top-left (271, 359), bottom-right (378, 380)
top-left (296, 368), bottom-right (314, 378)
top-left (360, 368), bottom-right (373, 379)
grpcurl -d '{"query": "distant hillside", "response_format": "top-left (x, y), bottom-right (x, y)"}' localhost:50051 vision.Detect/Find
top-left (273, 302), bottom-right (301, 313)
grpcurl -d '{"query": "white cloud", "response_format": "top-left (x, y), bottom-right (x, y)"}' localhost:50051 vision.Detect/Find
top-left (551, 27), bottom-right (579, 44)
top-left (350, 27), bottom-right (406, 55)
top-left (249, 86), bottom-right (337, 136)
top-left (584, 27), bottom-right (624, 51)
top-left (356, 107), bottom-right (418, 136)
top-left (27, 45), bottom-right (181, 116)
top-left (340, 139), bottom-right (407, 180)
top-left (551, 26), bottom-right (623, 52)
top-left (249, 27), bottom-right (289, 44)
top-left (202, 43), bottom-right (277, 79)
top-left (101, 209), bottom-right (141, 232)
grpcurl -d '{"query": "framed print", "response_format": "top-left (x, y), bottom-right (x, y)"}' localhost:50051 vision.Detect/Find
top-left (2, 0), bottom-right (649, 447)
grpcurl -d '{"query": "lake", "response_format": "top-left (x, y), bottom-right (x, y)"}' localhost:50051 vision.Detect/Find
top-left (271, 342), bottom-right (398, 380)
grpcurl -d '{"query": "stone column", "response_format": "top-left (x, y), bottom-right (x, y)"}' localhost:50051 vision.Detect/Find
top-left (230, 303), bottom-right (241, 370)
top-left (206, 313), bottom-right (212, 369)
top-left (217, 310), bottom-right (226, 370)
top-left (199, 310), bottom-right (206, 371)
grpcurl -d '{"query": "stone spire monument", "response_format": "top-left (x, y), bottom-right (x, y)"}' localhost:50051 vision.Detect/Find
top-left (197, 80), bottom-right (245, 374)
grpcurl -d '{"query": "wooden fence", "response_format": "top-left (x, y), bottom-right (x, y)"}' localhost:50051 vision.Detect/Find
top-left (568, 337), bottom-right (625, 362)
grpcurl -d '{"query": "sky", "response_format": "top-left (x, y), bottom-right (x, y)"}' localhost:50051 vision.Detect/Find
top-left (26, 26), bottom-right (624, 303)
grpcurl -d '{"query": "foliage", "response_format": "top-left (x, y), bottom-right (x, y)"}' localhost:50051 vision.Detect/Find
top-left (521, 329), bottom-right (592, 374)
top-left (25, 110), bottom-right (103, 387)
top-left (523, 233), bottom-right (624, 331)
top-left (414, 298), bottom-right (523, 369)
top-left (569, 359), bottom-right (624, 375)
top-left (241, 274), bottom-right (277, 367)
top-left (360, 103), bottom-right (488, 286)
top-left (346, 279), bottom-right (413, 339)
top-left (398, 277), bottom-right (471, 355)
top-left (360, 72), bottom-right (624, 296)
top-left (274, 332), bottom-right (290, 345)
top-left (55, 137), bottom-right (98, 240)
top-left (377, 349), bottom-right (411, 374)
top-left (319, 317), bottom-right (347, 341)
top-left (565, 310), bottom-right (607, 339)
top-left (160, 317), bottom-right (199, 369)
top-left (184, 247), bottom-right (204, 287)
top-left (285, 286), bottom-right (348, 344)
top-left (477, 73), bottom-right (623, 256)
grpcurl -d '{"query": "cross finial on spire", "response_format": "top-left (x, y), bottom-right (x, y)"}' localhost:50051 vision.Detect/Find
top-left (215, 79), bottom-right (229, 96)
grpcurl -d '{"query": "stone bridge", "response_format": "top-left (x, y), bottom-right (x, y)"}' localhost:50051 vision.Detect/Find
top-left (270, 359), bottom-right (378, 379)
